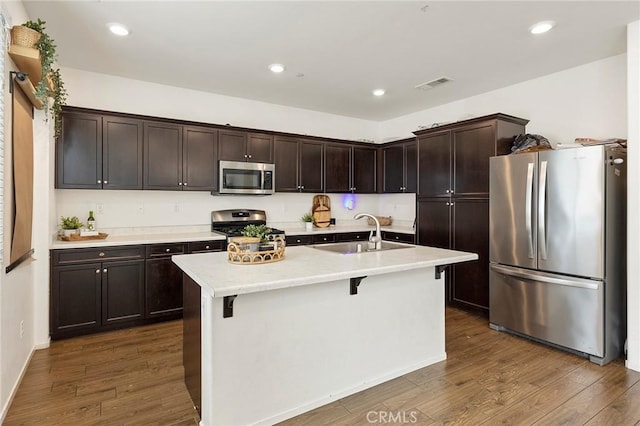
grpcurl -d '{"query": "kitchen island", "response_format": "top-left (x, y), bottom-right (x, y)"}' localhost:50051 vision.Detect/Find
top-left (173, 243), bottom-right (477, 426)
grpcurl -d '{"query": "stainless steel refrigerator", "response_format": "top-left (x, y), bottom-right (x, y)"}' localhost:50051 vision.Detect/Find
top-left (489, 144), bottom-right (627, 365)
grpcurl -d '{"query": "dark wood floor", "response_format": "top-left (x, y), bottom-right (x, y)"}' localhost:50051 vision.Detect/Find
top-left (4, 309), bottom-right (639, 425)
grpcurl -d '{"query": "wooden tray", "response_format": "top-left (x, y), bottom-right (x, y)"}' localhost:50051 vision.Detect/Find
top-left (58, 232), bottom-right (109, 241)
top-left (312, 195), bottom-right (331, 228)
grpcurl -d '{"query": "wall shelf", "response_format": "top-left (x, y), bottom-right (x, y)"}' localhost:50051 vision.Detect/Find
top-left (8, 44), bottom-right (54, 110)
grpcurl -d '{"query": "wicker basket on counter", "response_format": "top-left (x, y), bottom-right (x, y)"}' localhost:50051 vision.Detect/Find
top-left (367, 216), bottom-right (392, 226)
top-left (228, 236), bottom-right (285, 265)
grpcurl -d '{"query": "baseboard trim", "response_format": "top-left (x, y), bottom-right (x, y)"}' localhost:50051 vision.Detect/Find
top-left (34, 336), bottom-right (51, 350)
top-left (0, 346), bottom-right (35, 423)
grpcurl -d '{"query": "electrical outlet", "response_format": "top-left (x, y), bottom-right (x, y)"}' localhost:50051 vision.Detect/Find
top-left (96, 203), bottom-right (104, 214)
top-left (20, 320), bottom-right (24, 339)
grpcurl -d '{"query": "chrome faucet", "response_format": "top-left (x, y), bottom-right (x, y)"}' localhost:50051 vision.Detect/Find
top-left (354, 213), bottom-right (382, 250)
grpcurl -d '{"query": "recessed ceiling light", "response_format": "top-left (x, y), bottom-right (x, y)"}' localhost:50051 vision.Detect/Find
top-left (529, 21), bottom-right (555, 35)
top-left (269, 64), bottom-right (285, 73)
top-left (372, 89), bottom-right (386, 97)
top-left (108, 23), bottom-right (130, 36)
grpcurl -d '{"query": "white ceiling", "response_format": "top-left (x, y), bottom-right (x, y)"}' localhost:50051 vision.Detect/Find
top-left (20, 1), bottom-right (640, 121)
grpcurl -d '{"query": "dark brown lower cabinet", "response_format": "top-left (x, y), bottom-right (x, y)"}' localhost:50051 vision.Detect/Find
top-left (51, 240), bottom-right (225, 340)
top-left (417, 198), bottom-right (489, 314)
top-left (51, 256), bottom-right (145, 340)
top-left (183, 273), bottom-right (202, 416)
top-left (145, 243), bottom-right (186, 319)
top-left (381, 231), bottom-right (415, 244)
top-left (102, 260), bottom-right (145, 325)
top-left (51, 262), bottom-right (102, 337)
top-left (450, 199), bottom-right (489, 312)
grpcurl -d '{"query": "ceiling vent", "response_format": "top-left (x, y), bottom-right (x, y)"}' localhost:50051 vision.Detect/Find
top-left (415, 76), bottom-right (453, 90)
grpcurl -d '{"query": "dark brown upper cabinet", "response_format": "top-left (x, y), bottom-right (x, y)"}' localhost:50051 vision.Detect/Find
top-left (324, 143), bottom-right (351, 192)
top-left (274, 136), bottom-right (323, 193)
top-left (415, 114), bottom-right (528, 198)
top-left (324, 144), bottom-right (376, 193)
top-left (182, 126), bottom-right (218, 191)
top-left (144, 123), bottom-right (218, 191)
top-left (218, 129), bottom-right (273, 163)
top-left (57, 112), bottom-right (143, 189)
top-left (351, 146), bottom-right (377, 193)
top-left (383, 140), bottom-right (416, 193)
top-left (143, 121), bottom-right (183, 190)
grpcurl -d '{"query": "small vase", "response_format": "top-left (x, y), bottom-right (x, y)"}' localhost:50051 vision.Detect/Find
top-left (305, 222), bottom-right (313, 231)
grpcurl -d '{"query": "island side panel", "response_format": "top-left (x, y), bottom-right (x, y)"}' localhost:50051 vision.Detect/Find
top-left (182, 273), bottom-right (201, 416)
top-left (204, 267), bottom-right (446, 426)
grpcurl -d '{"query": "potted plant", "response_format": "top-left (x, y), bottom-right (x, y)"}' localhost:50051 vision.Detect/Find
top-left (59, 216), bottom-right (84, 236)
top-left (301, 212), bottom-right (314, 231)
top-left (240, 224), bottom-right (272, 251)
top-left (21, 19), bottom-right (67, 137)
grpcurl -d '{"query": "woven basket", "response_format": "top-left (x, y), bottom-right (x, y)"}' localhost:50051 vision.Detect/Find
top-left (11, 26), bottom-right (41, 48)
top-left (367, 216), bottom-right (392, 226)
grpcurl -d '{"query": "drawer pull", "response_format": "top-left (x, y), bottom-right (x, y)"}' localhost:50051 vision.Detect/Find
top-left (165, 248), bottom-right (171, 252)
top-left (103, 268), bottom-right (107, 273)
top-left (99, 252), bottom-right (105, 257)
top-left (205, 245), bottom-right (210, 249)
top-left (95, 269), bottom-right (100, 274)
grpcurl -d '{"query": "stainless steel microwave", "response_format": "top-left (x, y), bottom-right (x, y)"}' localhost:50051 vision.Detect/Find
top-left (218, 160), bottom-right (275, 195)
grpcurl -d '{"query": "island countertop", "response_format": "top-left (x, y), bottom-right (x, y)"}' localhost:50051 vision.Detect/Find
top-left (172, 244), bottom-right (477, 298)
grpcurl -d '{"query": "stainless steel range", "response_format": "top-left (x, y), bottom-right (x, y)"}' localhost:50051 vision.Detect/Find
top-left (211, 209), bottom-right (285, 242)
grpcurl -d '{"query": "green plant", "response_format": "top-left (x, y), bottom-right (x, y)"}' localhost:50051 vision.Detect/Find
top-left (242, 224), bottom-right (271, 243)
top-left (60, 216), bottom-right (84, 230)
top-left (22, 19), bottom-right (67, 137)
top-left (301, 212), bottom-right (314, 223)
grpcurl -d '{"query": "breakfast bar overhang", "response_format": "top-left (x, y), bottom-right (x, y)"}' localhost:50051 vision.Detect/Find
top-left (173, 244), bottom-right (477, 425)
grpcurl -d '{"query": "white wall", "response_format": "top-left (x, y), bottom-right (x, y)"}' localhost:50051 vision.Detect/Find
top-left (61, 67), bottom-right (378, 143)
top-left (378, 54), bottom-right (628, 145)
top-left (55, 190), bottom-right (416, 230)
top-left (0, 0), bottom-right (53, 421)
top-left (626, 20), bottom-right (639, 372)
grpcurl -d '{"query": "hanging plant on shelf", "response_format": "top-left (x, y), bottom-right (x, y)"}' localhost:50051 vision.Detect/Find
top-left (21, 19), bottom-right (67, 137)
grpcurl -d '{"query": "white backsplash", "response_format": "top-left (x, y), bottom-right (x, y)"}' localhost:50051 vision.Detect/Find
top-left (55, 190), bottom-right (416, 230)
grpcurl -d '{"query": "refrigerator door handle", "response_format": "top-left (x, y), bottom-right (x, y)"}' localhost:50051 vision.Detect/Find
top-left (538, 160), bottom-right (548, 260)
top-left (490, 264), bottom-right (599, 290)
top-left (525, 162), bottom-right (534, 258)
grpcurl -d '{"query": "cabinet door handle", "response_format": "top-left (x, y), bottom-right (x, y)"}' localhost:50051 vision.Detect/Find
top-left (99, 252), bottom-right (105, 257)
top-left (205, 245), bottom-right (210, 249)
top-left (165, 248), bottom-right (171, 252)
top-left (248, 154), bottom-right (252, 159)
top-left (97, 180), bottom-right (102, 184)
top-left (104, 180), bottom-right (108, 184)
top-left (95, 269), bottom-right (100, 274)
top-left (244, 154), bottom-right (248, 158)
top-left (103, 268), bottom-right (107, 273)
top-left (300, 185), bottom-right (305, 190)
top-left (178, 182), bottom-right (183, 186)
top-left (183, 182), bottom-right (188, 186)
top-left (450, 189), bottom-right (454, 194)
top-left (446, 202), bottom-right (450, 206)
top-left (445, 189), bottom-right (450, 193)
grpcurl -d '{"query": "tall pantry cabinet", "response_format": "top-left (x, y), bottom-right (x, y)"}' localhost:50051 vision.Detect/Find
top-left (414, 113), bottom-right (528, 314)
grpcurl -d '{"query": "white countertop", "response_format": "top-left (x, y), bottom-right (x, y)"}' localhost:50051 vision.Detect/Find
top-left (279, 224), bottom-right (415, 236)
top-left (50, 224), bottom-right (415, 249)
top-left (50, 231), bottom-right (227, 249)
top-left (172, 244), bottom-right (477, 298)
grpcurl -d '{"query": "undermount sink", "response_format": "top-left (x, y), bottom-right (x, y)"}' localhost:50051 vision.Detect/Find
top-left (310, 241), bottom-right (415, 254)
